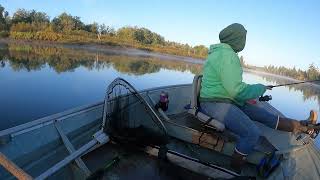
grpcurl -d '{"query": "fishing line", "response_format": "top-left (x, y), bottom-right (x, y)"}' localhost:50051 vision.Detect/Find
top-left (268, 80), bottom-right (320, 88)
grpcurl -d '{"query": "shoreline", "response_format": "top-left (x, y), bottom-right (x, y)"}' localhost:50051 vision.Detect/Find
top-left (245, 68), bottom-right (320, 88)
top-left (244, 68), bottom-right (300, 82)
top-left (1, 38), bottom-right (318, 88)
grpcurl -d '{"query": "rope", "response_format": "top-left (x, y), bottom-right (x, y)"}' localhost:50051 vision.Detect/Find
top-left (0, 152), bottom-right (33, 180)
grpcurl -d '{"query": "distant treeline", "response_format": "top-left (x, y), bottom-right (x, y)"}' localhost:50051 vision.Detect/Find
top-left (245, 63), bottom-right (320, 81)
top-left (240, 56), bottom-right (320, 81)
top-left (264, 64), bottom-right (320, 81)
top-left (258, 72), bottom-right (320, 106)
top-left (0, 5), bottom-right (208, 59)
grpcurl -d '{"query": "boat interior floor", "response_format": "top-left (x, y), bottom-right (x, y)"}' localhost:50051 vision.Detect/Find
top-left (79, 112), bottom-right (272, 179)
top-left (168, 111), bottom-right (277, 154)
top-left (82, 143), bottom-right (210, 180)
top-left (166, 111), bottom-right (267, 177)
top-left (168, 111), bottom-right (237, 142)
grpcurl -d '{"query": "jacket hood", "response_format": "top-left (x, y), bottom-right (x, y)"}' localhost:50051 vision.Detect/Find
top-left (219, 23), bottom-right (247, 53)
top-left (208, 43), bottom-right (233, 54)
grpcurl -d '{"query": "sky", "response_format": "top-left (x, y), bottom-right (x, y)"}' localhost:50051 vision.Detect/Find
top-left (1, 0), bottom-right (320, 70)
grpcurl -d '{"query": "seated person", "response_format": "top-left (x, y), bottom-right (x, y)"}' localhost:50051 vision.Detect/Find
top-left (199, 23), bottom-right (318, 172)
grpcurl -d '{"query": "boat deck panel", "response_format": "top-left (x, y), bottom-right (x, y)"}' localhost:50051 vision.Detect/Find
top-left (82, 143), bottom-right (210, 180)
top-left (168, 111), bottom-right (236, 142)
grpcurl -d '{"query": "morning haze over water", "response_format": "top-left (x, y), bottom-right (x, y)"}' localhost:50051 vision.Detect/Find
top-left (1, 43), bottom-right (319, 133)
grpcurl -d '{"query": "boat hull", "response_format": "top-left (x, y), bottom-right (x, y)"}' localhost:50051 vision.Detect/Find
top-left (1, 83), bottom-right (319, 179)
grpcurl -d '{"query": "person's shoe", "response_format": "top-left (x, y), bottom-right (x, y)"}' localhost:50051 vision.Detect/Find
top-left (309, 110), bottom-right (318, 125)
top-left (300, 110), bottom-right (318, 135)
top-left (230, 150), bottom-right (247, 174)
top-left (301, 110), bottom-right (318, 126)
top-left (307, 110), bottom-right (319, 138)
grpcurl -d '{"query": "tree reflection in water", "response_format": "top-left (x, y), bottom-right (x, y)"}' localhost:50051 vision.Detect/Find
top-left (0, 42), bottom-right (319, 106)
top-left (0, 43), bottom-right (202, 75)
top-left (249, 71), bottom-right (320, 107)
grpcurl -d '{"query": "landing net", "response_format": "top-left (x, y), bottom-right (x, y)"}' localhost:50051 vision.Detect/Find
top-left (102, 78), bottom-right (168, 145)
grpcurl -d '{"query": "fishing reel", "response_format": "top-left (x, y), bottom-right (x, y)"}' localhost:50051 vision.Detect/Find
top-left (259, 95), bottom-right (272, 102)
top-left (296, 123), bottom-right (320, 144)
top-left (307, 123), bottom-right (320, 139)
top-left (155, 91), bottom-right (169, 111)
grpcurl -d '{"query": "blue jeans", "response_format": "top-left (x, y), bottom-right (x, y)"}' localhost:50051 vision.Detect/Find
top-left (200, 102), bottom-right (279, 155)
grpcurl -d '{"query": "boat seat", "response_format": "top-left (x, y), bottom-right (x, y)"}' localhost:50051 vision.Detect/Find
top-left (187, 75), bottom-right (225, 132)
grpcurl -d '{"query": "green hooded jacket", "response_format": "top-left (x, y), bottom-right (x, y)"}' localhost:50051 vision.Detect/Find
top-left (200, 23), bottom-right (266, 106)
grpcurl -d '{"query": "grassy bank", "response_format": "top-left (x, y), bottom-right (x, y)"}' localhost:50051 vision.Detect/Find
top-left (5, 30), bottom-right (207, 59)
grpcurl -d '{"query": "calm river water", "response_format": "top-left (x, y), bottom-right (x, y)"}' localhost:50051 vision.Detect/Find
top-left (1, 42), bottom-right (320, 146)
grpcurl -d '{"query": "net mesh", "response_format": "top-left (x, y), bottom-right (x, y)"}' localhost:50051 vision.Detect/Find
top-left (102, 78), bottom-right (168, 145)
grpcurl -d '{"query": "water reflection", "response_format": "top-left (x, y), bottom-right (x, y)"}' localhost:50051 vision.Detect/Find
top-left (248, 71), bottom-right (320, 107)
top-left (0, 44), bottom-right (320, 105)
top-left (1, 43), bottom-right (318, 106)
top-left (1, 42), bottom-right (320, 131)
top-left (0, 43), bottom-right (202, 129)
top-left (1, 43), bottom-right (320, 106)
top-left (0, 43), bottom-right (202, 75)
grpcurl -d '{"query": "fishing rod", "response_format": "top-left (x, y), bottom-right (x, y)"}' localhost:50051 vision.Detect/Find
top-left (267, 79), bottom-right (320, 88)
top-left (259, 79), bottom-right (320, 102)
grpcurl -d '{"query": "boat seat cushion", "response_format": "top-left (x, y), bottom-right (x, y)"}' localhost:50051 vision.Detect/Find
top-left (188, 75), bottom-right (225, 131)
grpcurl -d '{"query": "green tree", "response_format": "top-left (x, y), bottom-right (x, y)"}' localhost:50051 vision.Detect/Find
top-left (193, 45), bottom-right (208, 57)
top-left (117, 27), bottom-right (135, 42)
top-left (11, 9), bottom-right (31, 24)
top-left (9, 9), bottom-right (49, 34)
top-left (99, 24), bottom-right (115, 36)
top-left (30, 10), bottom-right (49, 23)
top-left (307, 63), bottom-right (319, 80)
top-left (0, 4), bottom-right (9, 31)
top-left (11, 9), bottom-right (48, 24)
top-left (52, 12), bottom-right (84, 32)
top-left (85, 22), bottom-right (99, 33)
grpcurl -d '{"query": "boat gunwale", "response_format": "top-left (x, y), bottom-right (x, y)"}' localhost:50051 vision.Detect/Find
top-left (0, 102), bottom-right (103, 139)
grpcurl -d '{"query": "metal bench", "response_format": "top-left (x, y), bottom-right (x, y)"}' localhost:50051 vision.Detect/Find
top-left (187, 75), bottom-right (225, 132)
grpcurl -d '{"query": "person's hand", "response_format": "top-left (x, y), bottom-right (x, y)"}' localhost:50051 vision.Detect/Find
top-left (265, 85), bottom-right (273, 90)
